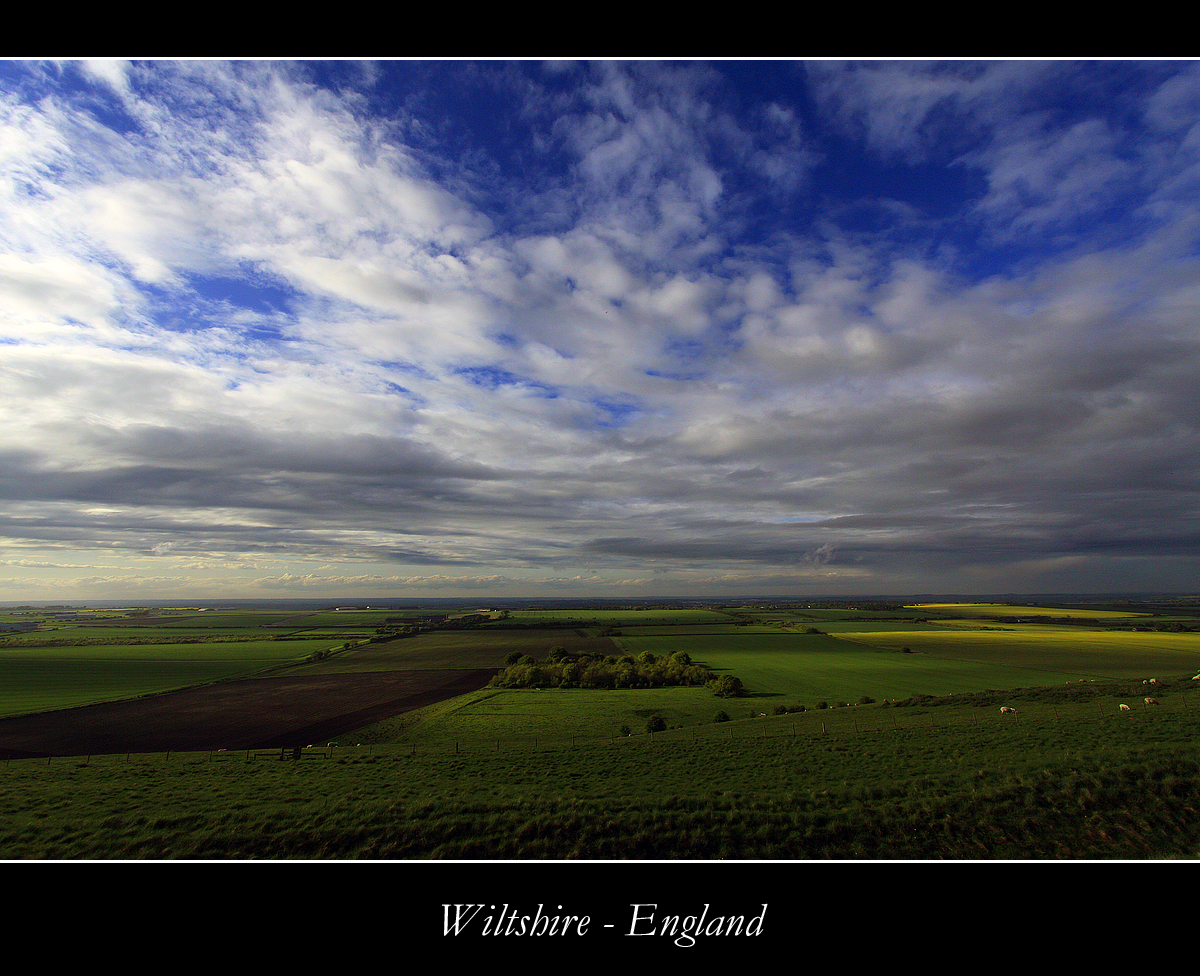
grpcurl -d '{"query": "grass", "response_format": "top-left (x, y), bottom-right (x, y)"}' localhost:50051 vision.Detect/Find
top-left (5, 598), bottom-right (1200, 859)
top-left (908, 603), bottom-right (1151, 619)
top-left (365, 685), bottom-right (719, 748)
top-left (604, 631), bottom-right (1101, 707)
top-left (0, 638), bottom-right (348, 717)
top-left (3, 688), bottom-right (1198, 859)
top-left (837, 626), bottom-right (1200, 679)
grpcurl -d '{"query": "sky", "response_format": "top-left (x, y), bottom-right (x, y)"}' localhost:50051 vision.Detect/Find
top-left (2, 58), bottom-right (1199, 602)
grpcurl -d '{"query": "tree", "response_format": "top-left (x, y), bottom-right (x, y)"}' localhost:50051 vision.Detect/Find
top-left (708, 674), bottom-right (744, 698)
top-left (645, 715), bottom-right (667, 733)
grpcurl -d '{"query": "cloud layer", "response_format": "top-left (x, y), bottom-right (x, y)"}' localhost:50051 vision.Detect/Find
top-left (3, 59), bottom-right (1199, 599)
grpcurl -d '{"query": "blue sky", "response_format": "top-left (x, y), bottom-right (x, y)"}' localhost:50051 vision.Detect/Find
top-left (2, 59), bottom-right (1199, 600)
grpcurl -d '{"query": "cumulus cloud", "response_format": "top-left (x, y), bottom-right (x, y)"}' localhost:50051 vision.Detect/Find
top-left (1, 59), bottom-right (1198, 600)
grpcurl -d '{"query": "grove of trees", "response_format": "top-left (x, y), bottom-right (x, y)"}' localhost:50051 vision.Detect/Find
top-left (489, 647), bottom-right (743, 696)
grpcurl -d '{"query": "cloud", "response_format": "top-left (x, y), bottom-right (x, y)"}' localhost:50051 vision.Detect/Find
top-left (1, 60), bottom-right (1198, 599)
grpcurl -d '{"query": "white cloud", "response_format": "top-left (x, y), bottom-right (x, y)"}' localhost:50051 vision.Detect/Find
top-left (2, 60), bottom-right (1198, 598)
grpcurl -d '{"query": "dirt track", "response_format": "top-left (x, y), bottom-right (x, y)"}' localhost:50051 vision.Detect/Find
top-left (0, 669), bottom-right (496, 759)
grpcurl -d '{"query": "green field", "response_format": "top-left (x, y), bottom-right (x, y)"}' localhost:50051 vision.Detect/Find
top-left (4, 598), bottom-right (1200, 859)
top-left (0, 606), bottom-right (386, 717)
top-left (0, 638), bottom-right (348, 716)
top-left (3, 681), bottom-right (1199, 859)
top-left (340, 603), bottom-right (1200, 752)
top-left (909, 602), bottom-right (1151, 619)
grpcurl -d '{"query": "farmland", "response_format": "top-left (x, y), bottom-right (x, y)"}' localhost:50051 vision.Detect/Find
top-left (2, 597), bottom-right (1200, 859)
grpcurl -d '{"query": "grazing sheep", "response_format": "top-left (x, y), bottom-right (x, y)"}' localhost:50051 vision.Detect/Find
top-left (1000, 706), bottom-right (1017, 715)
top-left (1119, 704), bottom-right (1131, 711)
top-left (1144, 698), bottom-right (1159, 706)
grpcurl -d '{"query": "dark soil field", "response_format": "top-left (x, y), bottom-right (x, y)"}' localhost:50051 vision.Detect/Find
top-left (0, 668), bottom-right (496, 759)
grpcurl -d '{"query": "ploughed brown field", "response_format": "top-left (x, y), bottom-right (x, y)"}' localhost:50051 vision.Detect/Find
top-left (0, 669), bottom-right (496, 759)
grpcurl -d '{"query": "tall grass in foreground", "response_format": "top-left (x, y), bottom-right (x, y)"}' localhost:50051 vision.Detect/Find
top-left (3, 697), bottom-right (1198, 859)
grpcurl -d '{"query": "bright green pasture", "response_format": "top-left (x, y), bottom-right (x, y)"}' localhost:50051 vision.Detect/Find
top-left (0, 639), bottom-right (340, 717)
top-left (2, 625), bottom-right (324, 644)
top-left (803, 620), bottom-right (949, 633)
top-left (613, 632), bottom-right (1073, 706)
top-left (377, 684), bottom-right (719, 749)
top-left (909, 603), bottom-right (1149, 619)
top-left (837, 627), bottom-right (1200, 681)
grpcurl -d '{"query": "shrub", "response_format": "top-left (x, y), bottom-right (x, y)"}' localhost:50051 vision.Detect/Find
top-left (708, 674), bottom-right (744, 698)
top-left (714, 710), bottom-right (730, 723)
top-left (645, 715), bottom-right (667, 734)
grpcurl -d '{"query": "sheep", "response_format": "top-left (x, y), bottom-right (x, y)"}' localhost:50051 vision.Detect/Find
top-left (1144, 697), bottom-right (1159, 706)
top-left (1119, 704), bottom-right (1131, 711)
top-left (1000, 706), bottom-right (1017, 715)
